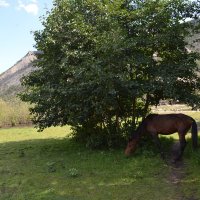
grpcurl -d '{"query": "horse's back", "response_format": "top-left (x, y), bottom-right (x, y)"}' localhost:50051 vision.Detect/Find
top-left (145, 113), bottom-right (193, 134)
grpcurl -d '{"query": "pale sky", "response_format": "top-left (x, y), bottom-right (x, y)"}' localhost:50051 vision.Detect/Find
top-left (0, 0), bottom-right (53, 74)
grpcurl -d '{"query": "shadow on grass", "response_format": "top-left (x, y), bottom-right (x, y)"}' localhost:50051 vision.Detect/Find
top-left (135, 135), bottom-right (175, 157)
top-left (0, 137), bottom-right (88, 200)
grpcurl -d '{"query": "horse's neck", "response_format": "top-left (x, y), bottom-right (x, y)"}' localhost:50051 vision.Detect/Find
top-left (137, 121), bottom-right (146, 136)
top-left (136, 123), bottom-right (144, 137)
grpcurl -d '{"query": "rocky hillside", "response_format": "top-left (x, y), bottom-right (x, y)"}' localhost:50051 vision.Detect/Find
top-left (0, 51), bottom-right (42, 98)
top-left (188, 33), bottom-right (200, 52)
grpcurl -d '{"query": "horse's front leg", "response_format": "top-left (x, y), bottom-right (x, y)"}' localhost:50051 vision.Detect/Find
top-left (151, 133), bottom-right (165, 160)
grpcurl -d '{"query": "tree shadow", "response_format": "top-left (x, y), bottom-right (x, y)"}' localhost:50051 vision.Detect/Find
top-left (134, 135), bottom-right (175, 157)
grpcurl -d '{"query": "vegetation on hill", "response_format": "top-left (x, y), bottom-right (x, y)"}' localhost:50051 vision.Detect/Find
top-left (0, 51), bottom-right (39, 93)
top-left (0, 51), bottom-right (41, 127)
top-left (0, 85), bottom-right (23, 100)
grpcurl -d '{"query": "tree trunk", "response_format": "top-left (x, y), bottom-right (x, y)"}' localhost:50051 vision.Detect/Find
top-left (142, 93), bottom-right (150, 120)
top-left (132, 97), bottom-right (136, 129)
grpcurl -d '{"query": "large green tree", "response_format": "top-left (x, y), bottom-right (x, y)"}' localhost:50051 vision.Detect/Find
top-left (20, 0), bottom-right (200, 148)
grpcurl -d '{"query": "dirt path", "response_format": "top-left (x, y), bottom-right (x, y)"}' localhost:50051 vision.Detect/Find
top-left (168, 141), bottom-right (199, 200)
top-left (168, 142), bottom-right (185, 184)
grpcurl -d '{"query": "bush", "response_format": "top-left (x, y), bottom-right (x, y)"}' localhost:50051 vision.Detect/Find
top-left (0, 98), bottom-right (31, 127)
top-left (72, 123), bottom-right (126, 149)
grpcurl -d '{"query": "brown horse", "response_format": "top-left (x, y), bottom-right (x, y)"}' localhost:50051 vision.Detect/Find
top-left (125, 114), bottom-right (198, 161)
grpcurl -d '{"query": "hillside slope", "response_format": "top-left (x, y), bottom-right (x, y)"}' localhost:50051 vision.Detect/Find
top-left (0, 51), bottom-right (42, 97)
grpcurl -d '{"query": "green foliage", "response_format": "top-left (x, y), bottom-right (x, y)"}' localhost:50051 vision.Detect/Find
top-left (20, 0), bottom-right (200, 147)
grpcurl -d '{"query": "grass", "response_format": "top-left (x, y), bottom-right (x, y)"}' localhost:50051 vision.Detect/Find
top-left (180, 146), bottom-right (200, 199)
top-left (0, 127), bottom-right (172, 200)
top-left (0, 112), bottom-right (200, 199)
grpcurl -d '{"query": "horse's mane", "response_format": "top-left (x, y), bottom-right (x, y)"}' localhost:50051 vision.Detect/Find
top-left (145, 114), bottom-right (158, 120)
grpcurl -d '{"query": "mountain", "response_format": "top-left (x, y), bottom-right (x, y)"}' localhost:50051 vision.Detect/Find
top-left (0, 51), bottom-right (42, 98)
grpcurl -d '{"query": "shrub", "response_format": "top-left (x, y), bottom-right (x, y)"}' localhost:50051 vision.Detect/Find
top-left (0, 98), bottom-right (31, 127)
top-left (72, 122), bottom-right (126, 149)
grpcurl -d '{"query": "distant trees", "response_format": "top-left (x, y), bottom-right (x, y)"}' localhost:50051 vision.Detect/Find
top-left (0, 98), bottom-right (31, 127)
top-left (20, 0), bottom-right (200, 148)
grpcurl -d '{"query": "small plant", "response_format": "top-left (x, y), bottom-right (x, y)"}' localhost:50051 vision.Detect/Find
top-left (46, 161), bottom-right (56, 173)
top-left (68, 168), bottom-right (79, 177)
top-left (134, 171), bottom-right (144, 179)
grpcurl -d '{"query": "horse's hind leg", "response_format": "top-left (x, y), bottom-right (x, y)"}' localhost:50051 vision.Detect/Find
top-left (151, 133), bottom-right (165, 159)
top-left (175, 131), bottom-right (187, 161)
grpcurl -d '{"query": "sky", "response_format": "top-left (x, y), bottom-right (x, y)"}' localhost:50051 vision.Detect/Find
top-left (0, 0), bottom-right (53, 74)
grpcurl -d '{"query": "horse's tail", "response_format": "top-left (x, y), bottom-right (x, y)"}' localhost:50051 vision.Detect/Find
top-left (191, 118), bottom-right (198, 149)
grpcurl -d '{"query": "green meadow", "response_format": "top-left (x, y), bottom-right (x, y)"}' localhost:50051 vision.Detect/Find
top-left (0, 112), bottom-right (200, 199)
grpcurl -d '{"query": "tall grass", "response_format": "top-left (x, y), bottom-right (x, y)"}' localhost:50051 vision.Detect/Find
top-left (0, 98), bottom-right (31, 127)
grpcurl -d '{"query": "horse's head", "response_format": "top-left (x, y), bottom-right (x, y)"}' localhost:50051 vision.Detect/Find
top-left (124, 134), bottom-right (139, 156)
top-left (124, 123), bottom-right (143, 157)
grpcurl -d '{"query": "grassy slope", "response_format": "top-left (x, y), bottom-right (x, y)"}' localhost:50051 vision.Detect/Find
top-left (0, 112), bottom-right (200, 199)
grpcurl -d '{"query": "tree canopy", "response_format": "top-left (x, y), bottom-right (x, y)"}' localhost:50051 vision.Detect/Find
top-left (20, 0), bottom-right (200, 148)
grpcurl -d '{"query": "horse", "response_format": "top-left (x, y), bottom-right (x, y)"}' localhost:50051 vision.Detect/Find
top-left (125, 113), bottom-right (198, 161)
